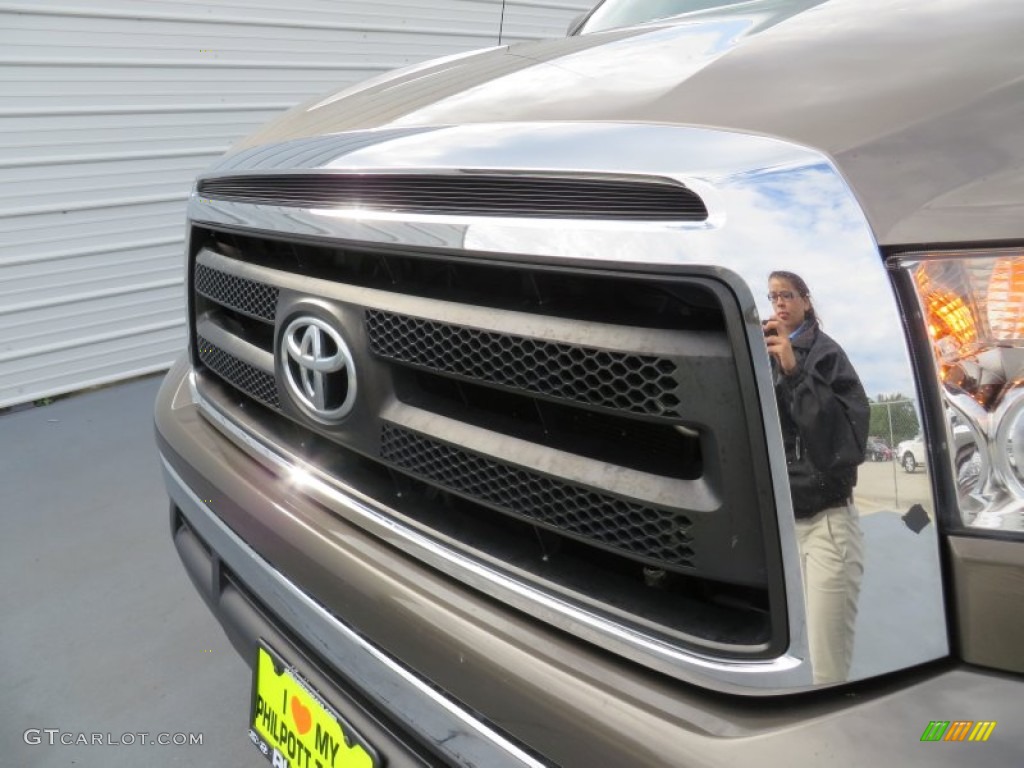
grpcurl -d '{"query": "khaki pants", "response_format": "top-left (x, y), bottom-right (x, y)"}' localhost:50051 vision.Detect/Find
top-left (794, 501), bottom-right (864, 684)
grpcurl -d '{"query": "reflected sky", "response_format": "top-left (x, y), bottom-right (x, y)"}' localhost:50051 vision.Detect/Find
top-left (719, 164), bottom-right (916, 397)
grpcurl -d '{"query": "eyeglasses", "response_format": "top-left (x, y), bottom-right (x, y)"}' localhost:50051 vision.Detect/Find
top-left (767, 290), bottom-right (798, 302)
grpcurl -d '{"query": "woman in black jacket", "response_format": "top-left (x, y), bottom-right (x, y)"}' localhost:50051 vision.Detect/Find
top-left (765, 271), bottom-right (869, 684)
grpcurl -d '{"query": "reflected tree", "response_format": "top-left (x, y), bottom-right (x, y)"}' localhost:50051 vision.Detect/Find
top-left (868, 394), bottom-right (920, 446)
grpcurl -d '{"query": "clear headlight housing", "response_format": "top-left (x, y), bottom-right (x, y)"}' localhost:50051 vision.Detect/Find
top-left (902, 249), bottom-right (1024, 533)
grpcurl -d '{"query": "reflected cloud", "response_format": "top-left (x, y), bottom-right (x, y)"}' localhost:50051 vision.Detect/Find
top-left (718, 164), bottom-right (916, 396)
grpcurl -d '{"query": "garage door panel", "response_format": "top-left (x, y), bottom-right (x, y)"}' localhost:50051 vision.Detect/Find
top-left (0, 247), bottom-right (183, 304)
top-left (1, 207), bottom-right (186, 260)
top-left (0, 326), bottom-right (187, 408)
top-left (0, 294), bottom-right (185, 360)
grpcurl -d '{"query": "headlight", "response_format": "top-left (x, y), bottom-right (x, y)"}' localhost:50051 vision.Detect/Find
top-left (901, 249), bottom-right (1024, 533)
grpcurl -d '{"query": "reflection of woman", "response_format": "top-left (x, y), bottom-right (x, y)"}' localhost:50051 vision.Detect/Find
top-left (765, 271), bottom-right (869, 684)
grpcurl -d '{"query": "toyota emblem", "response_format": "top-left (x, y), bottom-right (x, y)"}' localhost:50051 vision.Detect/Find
top-left (280, 316), bottom-right (357, 423)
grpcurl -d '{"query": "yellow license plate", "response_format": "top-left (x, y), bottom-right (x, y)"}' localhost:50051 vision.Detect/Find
top-left (250, 644), bottom-right (377, 768)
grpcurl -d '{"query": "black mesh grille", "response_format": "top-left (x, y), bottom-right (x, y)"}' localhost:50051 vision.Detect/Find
top-left (194, 263), bottom-right (278, 322)
top-left (380, 423), bottom-right (695, 569)
top-left (197, 174), bottom-right (708, 222)
top-left (188, 228), bottom-right (779, 652)
top-left (197, 335), bottom-right (279, 408)
top-left (367, 310), bottom-right (681, 418)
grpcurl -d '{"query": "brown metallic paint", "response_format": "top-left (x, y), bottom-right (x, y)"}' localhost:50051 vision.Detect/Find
top-left (947, 535), bottom-right (1024, 675)
top-left (232, 0), bottom-right (1024, 247)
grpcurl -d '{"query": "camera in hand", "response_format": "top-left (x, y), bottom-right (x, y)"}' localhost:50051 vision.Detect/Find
top-left (762, 320), bottom-right (778, 337)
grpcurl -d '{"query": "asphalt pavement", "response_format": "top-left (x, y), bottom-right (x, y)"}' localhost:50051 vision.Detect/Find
top-left (0, 374), bottom-right (264, 768)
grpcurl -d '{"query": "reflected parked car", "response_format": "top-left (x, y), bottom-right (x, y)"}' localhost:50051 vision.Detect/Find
top-left (897, 436), bottom-right (927, 473)
top-left (866, 436), bottom-right (893, 462)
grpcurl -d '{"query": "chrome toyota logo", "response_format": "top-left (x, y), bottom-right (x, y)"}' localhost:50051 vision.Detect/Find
top-left (281, 316), bottom-right (357, 423)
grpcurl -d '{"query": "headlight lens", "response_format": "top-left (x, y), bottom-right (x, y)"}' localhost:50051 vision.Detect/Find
top-left (904, 250), bottom-right (1024, 532)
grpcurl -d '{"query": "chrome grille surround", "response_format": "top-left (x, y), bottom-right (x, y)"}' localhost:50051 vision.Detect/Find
top-left (184, 122), bottom-right (947, 692)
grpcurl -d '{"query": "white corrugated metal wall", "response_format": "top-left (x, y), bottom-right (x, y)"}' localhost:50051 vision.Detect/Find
top-left (0, 0), bottom-right (590, 408)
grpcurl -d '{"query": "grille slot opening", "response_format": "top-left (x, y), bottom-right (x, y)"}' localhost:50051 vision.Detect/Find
top-left (201, 228), bottom-right (726, 331)
top-left (194, 261), bottom-right (278, 322)
top-left (196, 337), bottom-right (279, 409)
top-left (195, 302), bottom-right (275, 352)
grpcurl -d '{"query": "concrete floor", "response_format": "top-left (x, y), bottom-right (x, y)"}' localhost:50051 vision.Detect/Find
top-left (0, 374), bottom-right (262, 768)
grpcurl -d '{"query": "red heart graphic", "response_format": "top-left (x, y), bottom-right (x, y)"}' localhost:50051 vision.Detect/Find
top-left (290, 696), bottom-right (312, 735)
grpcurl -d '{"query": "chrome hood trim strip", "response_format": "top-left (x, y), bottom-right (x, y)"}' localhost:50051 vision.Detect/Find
top-left (188, 122), bottom-right (949, 689)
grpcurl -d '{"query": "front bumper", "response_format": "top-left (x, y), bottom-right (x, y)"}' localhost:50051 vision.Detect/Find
top-left (157, 357), bottom-right (547, 768)
top-left (156, 356), bottom-right (1024, 767)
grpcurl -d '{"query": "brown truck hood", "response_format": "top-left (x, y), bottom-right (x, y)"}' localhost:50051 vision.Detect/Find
top-left (232, 0), bottom-right (1024, 247)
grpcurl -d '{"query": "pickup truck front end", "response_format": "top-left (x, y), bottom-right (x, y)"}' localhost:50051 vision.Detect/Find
top-left (156, 3), bottom-right (1024, 765)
